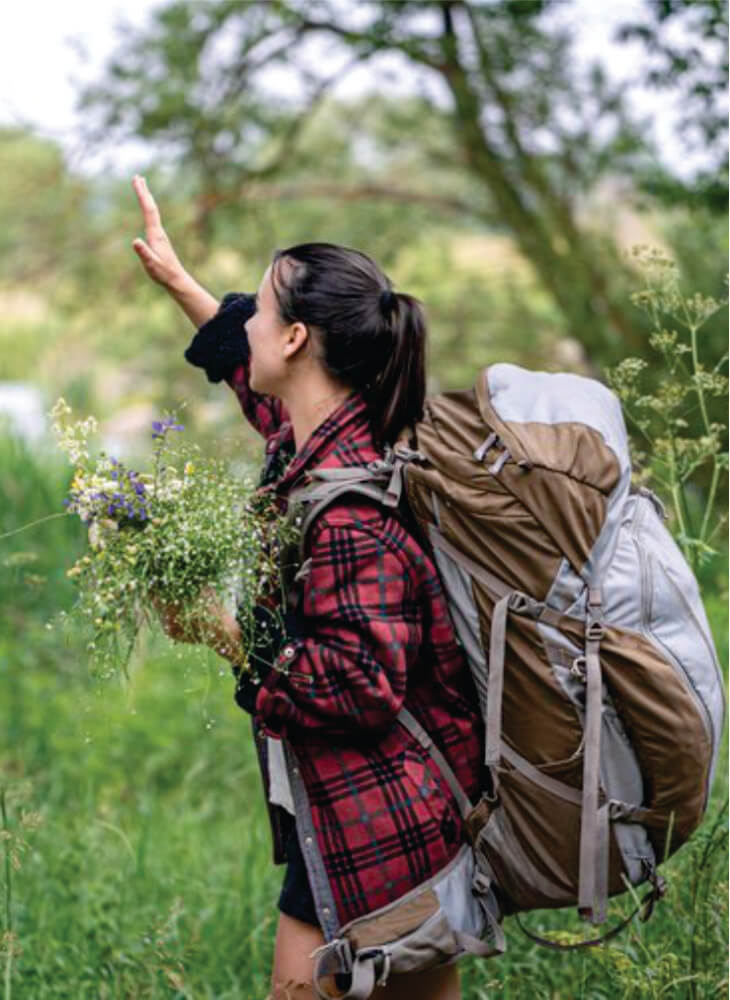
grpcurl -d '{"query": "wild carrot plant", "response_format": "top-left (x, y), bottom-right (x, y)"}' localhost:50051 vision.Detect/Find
top-left (606, 245), bottom-right (728, 573)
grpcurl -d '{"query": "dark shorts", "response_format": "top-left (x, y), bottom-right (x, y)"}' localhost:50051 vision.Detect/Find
top-left (277, 822), bottom-right (320, 927)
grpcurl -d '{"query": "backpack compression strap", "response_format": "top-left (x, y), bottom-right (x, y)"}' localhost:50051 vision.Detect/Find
top-left (578, 589), bottom-right (609, 924)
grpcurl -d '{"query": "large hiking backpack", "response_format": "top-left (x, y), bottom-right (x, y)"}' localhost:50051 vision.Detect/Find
top-left (287, 363), bottom-right (725, 983)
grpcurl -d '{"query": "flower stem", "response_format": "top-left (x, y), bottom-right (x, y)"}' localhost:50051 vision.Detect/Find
top-left (0, 512), bottom-right (68, 541)
top-left (1, 791), bottom-right (11, 935)
top-left (1, 789), bottom-right (12, 1000)
top-left (700, 458), bottom-right (721, 546)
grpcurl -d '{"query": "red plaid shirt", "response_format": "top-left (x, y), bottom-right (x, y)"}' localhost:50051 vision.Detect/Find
top-left (187, 296), bottom-right (483, 925)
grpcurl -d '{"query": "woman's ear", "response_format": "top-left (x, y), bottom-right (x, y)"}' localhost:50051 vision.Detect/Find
top-left (282, 320), bottom-right (310, 361)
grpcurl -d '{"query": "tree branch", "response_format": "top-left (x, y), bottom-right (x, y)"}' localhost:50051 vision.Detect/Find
top-left (198, 180), bottom-right (495, 223)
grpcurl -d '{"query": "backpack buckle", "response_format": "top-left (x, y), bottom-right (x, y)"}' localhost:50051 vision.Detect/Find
top-left (508, 592), bottom-right (544, 619)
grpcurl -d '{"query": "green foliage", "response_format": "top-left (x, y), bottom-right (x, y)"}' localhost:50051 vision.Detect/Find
top-left (69, 0), bottom-right (729, 363)
top-left (606, 246), bottom-right (728, 571)
top-left (615, 0), bottom-right (728, 209)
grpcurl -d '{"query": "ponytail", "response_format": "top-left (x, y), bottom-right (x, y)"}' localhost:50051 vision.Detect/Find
top-left (365, 291), bottom-right (426, 449)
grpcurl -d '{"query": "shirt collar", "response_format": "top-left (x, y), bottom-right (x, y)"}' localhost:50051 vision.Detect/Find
top-left (274, 390), bottom-right (378, 494)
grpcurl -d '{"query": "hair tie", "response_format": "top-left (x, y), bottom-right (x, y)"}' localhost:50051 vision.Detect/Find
top-left (378, 288), bottom-right (397, 316)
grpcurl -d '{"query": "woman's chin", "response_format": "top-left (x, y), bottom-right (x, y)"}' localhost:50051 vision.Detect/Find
top-left (250, 372), bottom-right (275, 397)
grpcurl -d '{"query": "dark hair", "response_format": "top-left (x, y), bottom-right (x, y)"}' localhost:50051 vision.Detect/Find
top-left (269, 242), bottom-right (426, 449)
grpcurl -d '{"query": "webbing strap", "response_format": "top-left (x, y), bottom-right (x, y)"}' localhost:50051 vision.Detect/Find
top-left (485, 592), bottom-right (510, 794)
top-left (290, 481), bottom-right (395, 563)
top-left (305, 447), bottom-right (418, 510)
top-left (342, 953), bottom-right (376, 1000)
top-left (427, 526), bottom-right (568, 630)
top-left (308, 466), bottom-right (377, 482)
top-left (501, 744), bottom-right (583, 805)
top-left (595, 801), bottom-right (610, 917)
top-left (577, 598), bottom-right (608, 925)
top-left (397, 707), bottom-right (473, 819)
top-left (427, 524), bottom-right (511, 604)
top-left (427, 525), bottom-right (579, 801)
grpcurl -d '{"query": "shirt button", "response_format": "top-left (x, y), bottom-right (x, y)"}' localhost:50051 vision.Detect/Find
top-left (292, 767), bottom-right (300, 776)
top-left (322, 907), bottom-right (331, 917)
top-left (304, 836), bottom-right (313, 847)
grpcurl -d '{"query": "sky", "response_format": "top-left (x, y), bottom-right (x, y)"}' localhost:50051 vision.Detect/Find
top-left (0, 0), bottom-right (720, 179)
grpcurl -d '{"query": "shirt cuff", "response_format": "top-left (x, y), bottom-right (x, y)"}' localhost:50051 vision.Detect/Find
top-left (253, 617), bottom-right (306, 735)
top-left (233, 668), bottom-right (264, 715)
top-left (183, 292), bottom-right (256, 383)
top-left (233, 608), bottom-right (303, 720)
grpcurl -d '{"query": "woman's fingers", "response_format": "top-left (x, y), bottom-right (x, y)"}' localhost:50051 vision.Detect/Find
top-left (131, 237), bottom-right (168, 284)
top-left (132, 237), bottom-right (159, 264)
top-left (131, 176), bottom-right (186, 289)
top-left (132, 174), bottom-right (162, 231)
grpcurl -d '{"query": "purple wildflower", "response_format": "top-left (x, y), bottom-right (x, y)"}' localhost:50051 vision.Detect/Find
top-left (152, 416), bottom-right (185, 439)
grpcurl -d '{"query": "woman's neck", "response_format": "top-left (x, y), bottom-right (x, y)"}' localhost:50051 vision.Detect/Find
top-left (281, 378), bottom-right (354, 453)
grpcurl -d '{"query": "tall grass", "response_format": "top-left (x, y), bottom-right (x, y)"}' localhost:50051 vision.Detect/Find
top-left (1, 430), bottom-right (727, 999)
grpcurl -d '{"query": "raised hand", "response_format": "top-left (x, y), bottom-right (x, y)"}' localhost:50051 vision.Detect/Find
top-left (130, 175), bottom-right (220, 327)
top-left (131, 175), bottom-right (186, 289)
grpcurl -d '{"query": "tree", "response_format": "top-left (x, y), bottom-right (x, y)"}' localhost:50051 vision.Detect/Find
top-left (77, 0), bottom-right (723, 363)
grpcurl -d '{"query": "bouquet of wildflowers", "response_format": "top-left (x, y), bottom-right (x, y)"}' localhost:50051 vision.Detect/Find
top-left (49, 398), bottom-right (297, 678)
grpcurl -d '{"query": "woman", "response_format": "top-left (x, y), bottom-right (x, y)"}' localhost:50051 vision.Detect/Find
top-left (132, 175), bottom-right (484, 999)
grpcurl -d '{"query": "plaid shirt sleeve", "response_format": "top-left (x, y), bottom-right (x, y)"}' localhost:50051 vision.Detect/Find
top-left (254, 511), bottom-right (422, 740)
top-left (183, 292), bottom-right (287, 439)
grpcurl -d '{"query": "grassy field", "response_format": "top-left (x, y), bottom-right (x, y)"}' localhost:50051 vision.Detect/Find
top-left (1, 430), bottom-right (727, 1000)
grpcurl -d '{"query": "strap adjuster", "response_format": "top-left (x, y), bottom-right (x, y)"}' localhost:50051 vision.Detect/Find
top-left (586, 620), bottom-right (605, 642)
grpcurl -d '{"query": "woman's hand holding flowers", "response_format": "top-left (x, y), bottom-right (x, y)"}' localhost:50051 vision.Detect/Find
top-left (52, 399), bottom-right (270, 678)
top-left (150, 586), bottom-right (246, 669)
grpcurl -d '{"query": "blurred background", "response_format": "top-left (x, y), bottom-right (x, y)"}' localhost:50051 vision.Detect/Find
top-left (0, 2), bottom-right (727, 997)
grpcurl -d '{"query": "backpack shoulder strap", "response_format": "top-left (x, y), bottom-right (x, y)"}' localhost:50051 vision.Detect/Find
top-left (289, 479), bottom-right (397, 566)
top-left (288, 447), bottom-right (424, 563)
